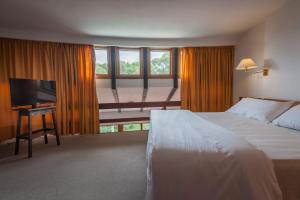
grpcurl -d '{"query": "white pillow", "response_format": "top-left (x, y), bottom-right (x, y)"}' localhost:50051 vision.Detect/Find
top-left (227, 98), bottom-right (294, 122)
top-left (272, 105), bottom-right (300, 130)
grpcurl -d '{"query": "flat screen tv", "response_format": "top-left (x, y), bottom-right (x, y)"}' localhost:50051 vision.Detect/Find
top-left (9, 78), bottom-right (56, 107)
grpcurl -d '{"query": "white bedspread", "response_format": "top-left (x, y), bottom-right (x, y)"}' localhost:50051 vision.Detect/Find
top-left (197, 112), bottom-right (300, 160)
top-left (146, 110), bottom-right (282, 200)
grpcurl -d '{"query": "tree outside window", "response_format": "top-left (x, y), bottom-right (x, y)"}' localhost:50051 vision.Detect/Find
top-left (100, 125), bottom-right (118, 133)
top-left (150, 50), bottom-right (171, 75)
top-left (119, 49), bottom-right (141, 76)
top-left (95, 48), bottom-right (109, 75)
top-left (123, 123), bottom-right (142, 132)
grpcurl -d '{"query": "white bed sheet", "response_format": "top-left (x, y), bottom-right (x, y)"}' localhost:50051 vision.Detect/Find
top-left (196, 112), bottom-right (300, 160)
top-left (146, 110), bottom-right (282, 200)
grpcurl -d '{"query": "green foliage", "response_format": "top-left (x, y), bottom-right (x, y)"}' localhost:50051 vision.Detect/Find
top-left (99, 123), bottom-right (150, 134)
top-left (95, 52), bottom-right (170, 76)
top-left (95, 63), bottom-right (108, 74)
top-left (151, 52), bottom-right (170, 75)
top-left (120, 61), bottom-right (140, 75)
top-left (142, 123), bottom-right (150, 130)
top-left (100, 125), bottom-right (118, 133)
top-left (123, 123), bottom-right (141, 132)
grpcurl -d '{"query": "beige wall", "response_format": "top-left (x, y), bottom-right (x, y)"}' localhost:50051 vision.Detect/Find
top-left (234, 0), bottom-right (300, 102)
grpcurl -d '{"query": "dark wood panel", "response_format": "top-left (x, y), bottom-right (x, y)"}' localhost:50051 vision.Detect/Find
top-left (173, 48), bottom-right (179, 88)
top-left (111, 46), bottom-right (117, 89)
top-left (100, 117), bottom-right (150, 123)
top-left (140, 88), bottom-right (148, 112)
top-left (142, 47), bottom-right (149, 88)
top-left (163, 88), bottom-right (178, 110)
top-left (99, 101), bottom-right (181, 109)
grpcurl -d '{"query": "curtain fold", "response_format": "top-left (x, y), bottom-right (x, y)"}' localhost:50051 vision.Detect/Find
top-left (181, 46), bottom-right (234, 112)
top-left (0, 38), bottom-right (99, 141)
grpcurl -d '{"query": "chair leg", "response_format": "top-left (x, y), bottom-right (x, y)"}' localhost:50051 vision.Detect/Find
top-left (15, 112), bottom-right (21, 155)
top-left (42, 114), bottom-right (48, 144)
top-left (28, 115), bottom-right (32, 158)
top-left (52, 111), bottom-right (60, 146)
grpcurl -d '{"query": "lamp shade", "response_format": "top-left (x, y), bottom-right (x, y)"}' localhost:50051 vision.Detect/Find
top-left (236, 58), bottom-right (258, 71)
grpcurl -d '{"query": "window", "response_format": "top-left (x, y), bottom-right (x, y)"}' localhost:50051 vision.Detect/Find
top-left (123, 123), bottom-right (142, 132)
top-left (118, 49), bottom-right (141, 76)
top-left (150, 50), bottom-right (171, 76)
top-left (100, 125), bottom-right (118, 133)
top-left (95, 48), bottom-right (109, 77)
top-left (99, 122), bottom-right (150, 134)
top-left (142, 123), bottom-right (150, 131)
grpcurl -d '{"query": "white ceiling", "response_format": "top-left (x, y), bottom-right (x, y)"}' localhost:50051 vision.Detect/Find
top-left (0, 0), bottom-right (288, 45)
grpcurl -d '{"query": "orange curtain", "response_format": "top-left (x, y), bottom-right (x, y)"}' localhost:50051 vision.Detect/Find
top-left (181, 46), bottom-right (234, 112)
top-left (0, 38), bottom-right (99, 141)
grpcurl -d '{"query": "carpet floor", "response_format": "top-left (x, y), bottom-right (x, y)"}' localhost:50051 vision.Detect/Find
top-left (0, 132), bottom-right (148, 200)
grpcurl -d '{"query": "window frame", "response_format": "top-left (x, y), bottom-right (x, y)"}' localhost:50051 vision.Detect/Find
top-left (142, 122), bottom-right (150, 131)
top-left (148, 48), bottom-right (173, 79)
top-left (95, 46), bottom-right (111, 79)
top-left (116, 47), bottom-right (143, 79)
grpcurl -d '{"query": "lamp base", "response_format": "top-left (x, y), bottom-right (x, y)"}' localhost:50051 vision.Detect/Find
top-left (255, 68), bottom-right (269, 76)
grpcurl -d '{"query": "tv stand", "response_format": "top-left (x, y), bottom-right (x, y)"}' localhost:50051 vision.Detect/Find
top-left (14, 106), bottom-right (60, 158)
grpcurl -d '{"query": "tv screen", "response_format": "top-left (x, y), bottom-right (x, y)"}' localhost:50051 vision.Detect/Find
top-left (9, 78), bottom-right (56, 107)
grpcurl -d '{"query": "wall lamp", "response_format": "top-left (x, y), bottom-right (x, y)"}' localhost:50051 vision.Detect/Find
top-left (236, 58), bottom-right (269, 76)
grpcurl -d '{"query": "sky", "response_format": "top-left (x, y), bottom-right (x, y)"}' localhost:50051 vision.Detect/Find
top-left (119, 50), bottom-right (140, 63)
top-left (95, 49), bottom-right (108, 64)
top-left (151, 51), bottom-right (169, 59)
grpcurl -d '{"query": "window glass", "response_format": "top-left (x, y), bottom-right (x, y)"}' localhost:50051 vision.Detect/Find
top-left (119, 49), bottom-right (141, 75)
top-left (142, 123), bottom-right (150, 130)
top-left (123, 123), bottom-right (141, 132)
top-left (95, 48), bottom-right (109, 75)
top-left (100, 125), bottom-right (118, 133)
top-left (150, 50), bottom-right (171, 75)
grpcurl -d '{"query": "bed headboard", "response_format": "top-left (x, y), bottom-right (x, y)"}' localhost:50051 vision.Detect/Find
top-left (239, 97), bottom-right (300, 105)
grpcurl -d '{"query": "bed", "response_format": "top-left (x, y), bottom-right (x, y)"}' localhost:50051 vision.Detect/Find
top-left (198, 112), bottom-right (300, 200)
top-left (146, 99), bottom-right (300, 200)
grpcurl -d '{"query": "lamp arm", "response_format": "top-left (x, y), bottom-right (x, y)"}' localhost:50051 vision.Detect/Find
top-left (255, 68), bottom-right (269, 76)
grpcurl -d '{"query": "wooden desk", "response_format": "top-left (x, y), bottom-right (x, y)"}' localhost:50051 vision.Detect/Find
top-left (15, 106), bottom-right (60, 158)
